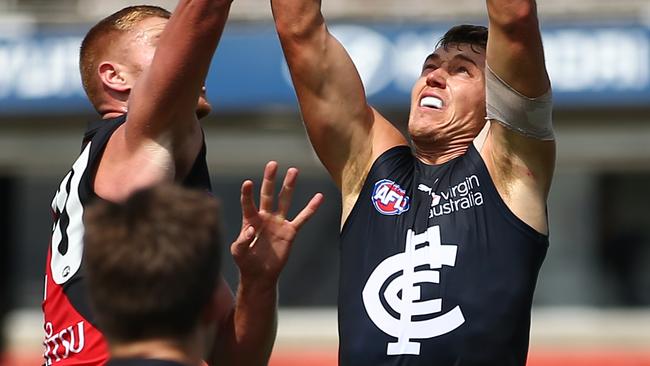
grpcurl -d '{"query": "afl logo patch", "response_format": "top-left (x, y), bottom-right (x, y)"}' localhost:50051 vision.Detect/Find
top-left (372, 179), bottom-right (410, 215)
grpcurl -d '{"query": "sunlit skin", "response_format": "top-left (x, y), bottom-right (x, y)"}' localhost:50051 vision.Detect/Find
top-left (408, 44), bottom-right (487, 165)
top-left (109, 16), bottom-right (212, 119)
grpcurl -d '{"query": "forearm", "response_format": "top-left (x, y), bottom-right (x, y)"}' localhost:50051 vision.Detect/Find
top-left (161, 0), bottom-right (233, 81)
top-left (271, 0), bottom-right (323, 40)
top-left (130, 0), bottom-right (233, 130)
top-left (486, 0), bottom-right (548, 97)
top-left (270, 0), bottom-right (328, 93)
top-left (486, 0), bottom-right (538, 30)
top-left (217, 278), bottom-right (278, 366)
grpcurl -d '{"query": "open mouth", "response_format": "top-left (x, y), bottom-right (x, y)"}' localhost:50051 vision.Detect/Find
top-left (420, 96), bottom-right (443, 109)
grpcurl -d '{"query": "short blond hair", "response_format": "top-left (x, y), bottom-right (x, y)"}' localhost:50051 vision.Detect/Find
top-left (79, 5), bottom-right (171, 112)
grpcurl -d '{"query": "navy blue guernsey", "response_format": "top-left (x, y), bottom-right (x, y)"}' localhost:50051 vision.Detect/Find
top-left (338, 145), bottom-right (548, 366)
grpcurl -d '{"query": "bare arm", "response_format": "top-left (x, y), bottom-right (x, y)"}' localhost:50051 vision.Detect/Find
top-left (210, 162), bottom-right (323, 365)
top-left (95, 0), bottom-right (233, 201)
top-left (127, 0), bottom-right (231, 138)
top-left (482, 0), bottom-right (555, 234)
top-left (271, 0), bottom-right (405, 216)
top-left (486, 0), bottom-right (549, 97)
top-left (208, 278), bottom-right (277, 366)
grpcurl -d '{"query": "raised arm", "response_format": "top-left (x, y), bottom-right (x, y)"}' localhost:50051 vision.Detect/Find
top-left (483, 0), bottom-right (556, 234)
top-left (95, 0), bottom-right (233, 201)
top-left (127, 0), bottom-right (231, 138)
top-left (209, 162), bottom-right (323, 365)
top-left (486, 0), bottom-right (550, 97)
top-left (271, 0), bottom-right (405, 210)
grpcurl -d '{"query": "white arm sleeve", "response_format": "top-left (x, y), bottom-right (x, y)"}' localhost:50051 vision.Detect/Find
top-left (485, 64), bottom-right (554, 140)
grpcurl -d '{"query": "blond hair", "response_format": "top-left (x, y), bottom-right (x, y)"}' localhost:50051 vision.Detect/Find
top-left (79, 6), bottom-right (171, 111)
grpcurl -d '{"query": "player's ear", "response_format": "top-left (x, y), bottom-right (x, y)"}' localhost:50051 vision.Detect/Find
top-left (98, 61), bottom-right (131, 93)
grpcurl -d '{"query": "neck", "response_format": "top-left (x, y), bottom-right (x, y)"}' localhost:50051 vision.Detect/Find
top-left (110, 334), bottom-right (202, 366)
top-left (410, 117), bottom-right (489, 165)
top-left (412, 134), bottom-right (475, 165)
top-left (98, 98), bottom-right (128, 119)
top-left (102, 112), bottom-right (126, 120)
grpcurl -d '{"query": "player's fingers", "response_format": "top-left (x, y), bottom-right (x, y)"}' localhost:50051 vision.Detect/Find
top-left (290, 193), bottom-right (324, 230)
top-left (277, 167), bottom-right (298, 218)
top-left (231, 225), bottom-right (256, 256)
top-left (240, 180), bottom-right (257, 221)
top-left (259, 161), bottom-right (278, 212)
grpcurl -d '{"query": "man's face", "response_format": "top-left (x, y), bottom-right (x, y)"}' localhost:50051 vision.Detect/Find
top-left (118, 16), bottom-right (212, 119)
top-left (407, 43), bottom-right (486, 145)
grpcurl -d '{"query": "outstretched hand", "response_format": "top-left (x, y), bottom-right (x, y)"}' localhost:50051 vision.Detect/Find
top-left (231, 161), bottom-right (323, 285)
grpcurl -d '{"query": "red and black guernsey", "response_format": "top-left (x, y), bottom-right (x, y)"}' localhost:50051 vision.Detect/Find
top-left (338, 145), bottom-right (548, 366)
top-left (43, 116), bottom-right (212, 365)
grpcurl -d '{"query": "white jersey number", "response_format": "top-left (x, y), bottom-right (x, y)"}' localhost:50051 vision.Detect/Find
top-left (50, 143), bottom-right (92, 285)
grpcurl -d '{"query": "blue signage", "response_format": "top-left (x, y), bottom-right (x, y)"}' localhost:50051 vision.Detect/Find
top-left (0, 21), bottom-right (649, 116)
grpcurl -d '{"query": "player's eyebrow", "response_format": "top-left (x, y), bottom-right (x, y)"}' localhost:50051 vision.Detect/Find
top-left (424, 53), bottom-right (478, 67)
top-left (450, 54), bottom-right (478, 67)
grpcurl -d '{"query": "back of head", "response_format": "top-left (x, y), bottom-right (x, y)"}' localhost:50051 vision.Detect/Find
top-left (437, 24), bottom-right (488, 53)
top-left (83, 184), bottom-right (222, 344)
top-left (80, 5), bottom-right (171, 112)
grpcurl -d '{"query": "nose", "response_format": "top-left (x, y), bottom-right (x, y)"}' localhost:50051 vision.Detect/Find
top-left (426, 68), bottom-right (447, 89)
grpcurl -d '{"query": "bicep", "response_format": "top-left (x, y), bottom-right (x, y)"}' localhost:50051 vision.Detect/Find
top-left (483, 122), bottom-right (555, 234)
top-left (281, 26), bottom-right (404, 187)
top-left (486, 121), bottom-right (555, 196)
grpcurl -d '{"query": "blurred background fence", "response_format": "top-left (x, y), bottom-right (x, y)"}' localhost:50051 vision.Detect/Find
top-left (0, 0), bottom-right (649, 364)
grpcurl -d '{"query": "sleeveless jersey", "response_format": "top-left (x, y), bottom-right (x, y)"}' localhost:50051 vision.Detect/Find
top-left (338, 145), bottom-right (548, 366)
top-left (42, 116), bottom-right (212, 365)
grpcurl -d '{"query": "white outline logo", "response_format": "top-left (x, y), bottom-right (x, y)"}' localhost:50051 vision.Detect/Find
top-left (362, 226), bottom-right (465, 355)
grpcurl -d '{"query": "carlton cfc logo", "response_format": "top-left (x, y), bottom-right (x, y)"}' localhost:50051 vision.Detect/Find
top-left (372, 179), bottom-right (410, 215)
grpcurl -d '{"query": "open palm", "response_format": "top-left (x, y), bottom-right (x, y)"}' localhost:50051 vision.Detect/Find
top-left (231, 161), bottom-right (323, 284)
